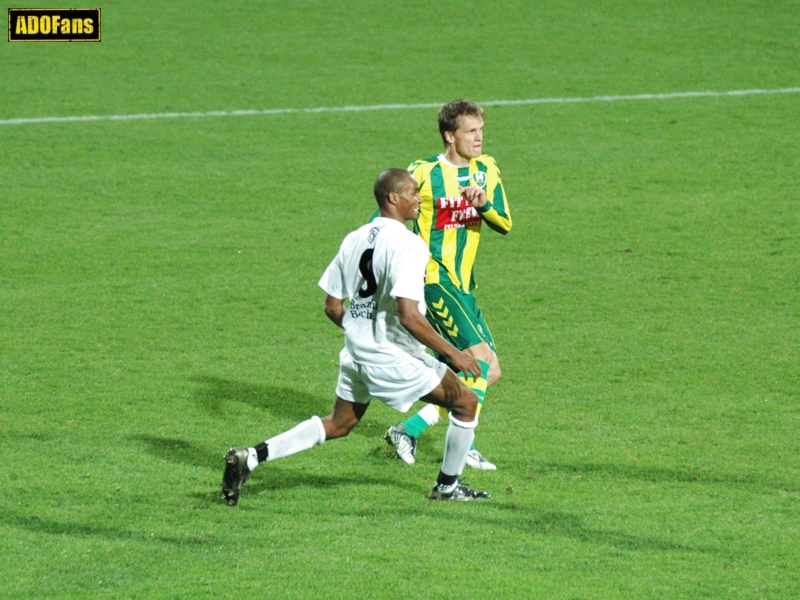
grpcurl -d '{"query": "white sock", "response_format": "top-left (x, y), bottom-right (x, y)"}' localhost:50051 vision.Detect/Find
top-left (417, 402), bottom-right (443, 426)
top-left (440, 414), bottom-right (477, 477)
top-left (265, 416), bottom-right (326, 462)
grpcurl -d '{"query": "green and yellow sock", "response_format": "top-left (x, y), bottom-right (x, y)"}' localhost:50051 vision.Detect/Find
top-left (459, 360), bottom-right (489, 450)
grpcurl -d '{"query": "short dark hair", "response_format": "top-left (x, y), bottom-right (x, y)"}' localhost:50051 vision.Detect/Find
top-left (373, 168), bottom-right (412, 206)
top-left (438, 99), bottom-right (485, 144)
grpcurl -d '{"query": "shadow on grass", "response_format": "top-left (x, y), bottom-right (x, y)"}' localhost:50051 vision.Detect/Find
top-left (491, 506), bottom-right (724, 556)
top-left (3, 499), bottom-right (721, 558)
top-left (232, 464), bottom-right (420, 497)
top-left (504, 507), bottom-right (722, 554)
top-left (134, 433), bottom-right (397, 472)
top-left (535, 461), bottom-right (798, 493)
top-left (319, 502), bottom-right (725, 558)
top-left (134, 435), bottom-right (222, 470)
top-left (188, 374), bottom-right (391, 439)
top-left (4, 513), bottom-right (212, 546)
top-left (190, 374), bottom-right (327, 420)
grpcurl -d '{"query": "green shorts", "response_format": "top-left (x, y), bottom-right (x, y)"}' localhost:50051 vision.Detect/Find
top-left (424, 281), bottom-right (496, 352)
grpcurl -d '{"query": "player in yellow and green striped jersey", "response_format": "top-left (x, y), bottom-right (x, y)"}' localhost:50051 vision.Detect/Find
top-left (385, 99), bottom-right (512, 470)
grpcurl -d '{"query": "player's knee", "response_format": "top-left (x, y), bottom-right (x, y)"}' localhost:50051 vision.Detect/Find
top-left (488, 362), bottom-right (502, 386)
top-left (324, 424), bottom-right (351, 440)
top-left (322, 416), bottom-right (357, 440)
top-left (451, 388), bottom-right (478, 423)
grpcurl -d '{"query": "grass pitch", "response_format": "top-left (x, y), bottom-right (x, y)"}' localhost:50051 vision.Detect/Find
top-left (2, 1), bottom-right (799, 598)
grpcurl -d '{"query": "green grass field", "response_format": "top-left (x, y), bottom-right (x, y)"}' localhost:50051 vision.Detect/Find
top-left (2, 1), bottom-right (799, 597)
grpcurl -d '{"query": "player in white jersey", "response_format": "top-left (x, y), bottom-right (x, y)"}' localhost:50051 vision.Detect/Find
top-left (221, 169), bottom-right (492, 505)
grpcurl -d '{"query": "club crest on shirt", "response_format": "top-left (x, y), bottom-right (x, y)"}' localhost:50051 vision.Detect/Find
top-left (434, 197), bottom-right (482, 230)
top-left (472, 171), bottom-right (487, 188)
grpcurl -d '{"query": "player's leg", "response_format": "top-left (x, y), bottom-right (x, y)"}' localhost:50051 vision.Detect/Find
top-left (392, 359), bottom-right (496, 470)
top-left (420, 368), bottom-right (490, 501)
top-left (460, 343), bottom-right (498, 470)
top-left (391, 356), bottom-right (487, 438)
top-left (387, 283), bottom-right (499, 466)
top-left (386, 282), bottom-right (481, 451)
top-left (260, 396), bottom-right (368, 461)
top-left (221, 348), bottom-right (369, 506)
top-left (464, 340), bottom-right (501, 386)
top-left (385, 358), bottom-right (489, 464)
top-left (221, 399), bottom-right (367, 506)
top-left (449, 295), bottom-right (500, 468)
top-left (365, 353), bottom-right (489, 500)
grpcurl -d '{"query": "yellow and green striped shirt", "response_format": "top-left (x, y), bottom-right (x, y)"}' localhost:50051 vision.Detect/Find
top-left (409, 154), bottom-right (512, 292)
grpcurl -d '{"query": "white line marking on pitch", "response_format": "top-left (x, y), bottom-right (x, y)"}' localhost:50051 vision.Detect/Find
top-left (1, 87), bottom-right (799, 127)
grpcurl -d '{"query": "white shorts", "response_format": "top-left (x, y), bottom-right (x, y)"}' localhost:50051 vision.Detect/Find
top-left (335, 347), bottom-right (448, 413)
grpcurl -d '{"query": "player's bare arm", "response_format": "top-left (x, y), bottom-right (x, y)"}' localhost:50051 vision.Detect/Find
top-left (324, 294), bottom-right (346, 329)
top-left (396, 297), bottom-right (482, 378)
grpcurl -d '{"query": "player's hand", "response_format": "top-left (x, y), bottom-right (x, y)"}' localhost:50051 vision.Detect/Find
top-left (459, 185), bottom-right (487, 208)
top-left (449, 350), bottom-right (482, 380)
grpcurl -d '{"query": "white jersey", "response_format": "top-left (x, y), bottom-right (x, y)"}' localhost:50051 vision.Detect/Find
top-left (319, 217), bottom-right (429, 366)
